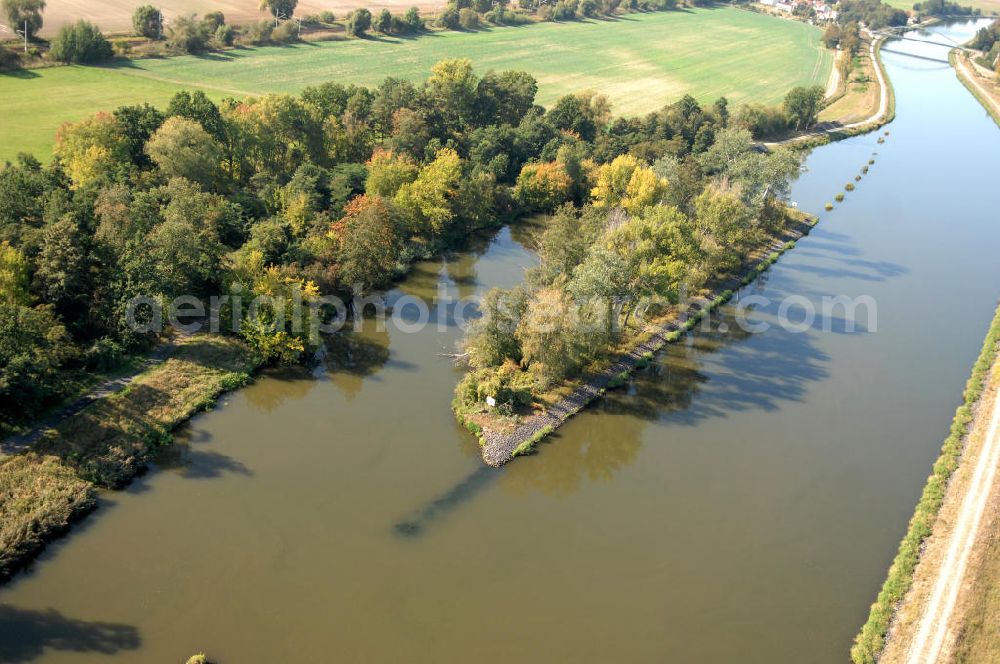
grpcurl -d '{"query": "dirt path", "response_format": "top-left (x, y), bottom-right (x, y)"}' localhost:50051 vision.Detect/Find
top-left (0, 337), bottom-right (182, 456)
top-left (825, 48), bottom-right (843, 100)
top-left (902, 368), bottom-right (1000, 663)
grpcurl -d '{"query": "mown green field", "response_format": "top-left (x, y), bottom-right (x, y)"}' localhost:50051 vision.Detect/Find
top-left (884, 0), bottom-right (1000, 12)
top-left (0, 8), bottom-right (831, 162)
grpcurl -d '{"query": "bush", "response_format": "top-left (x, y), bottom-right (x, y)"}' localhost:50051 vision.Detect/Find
top-left (132, 4), bottom-right (163, 39)
top-left (824, 203), bottom-right (834, 211)
top-left (271, 20), bottom-right (299, 43)
top-left (242, 20), bottom-right (274, 45)
top-left (458, 7), bottom-right (480, 28)
top-left (835, 193), bottom-right (844, 201)
top-left (845, 183), bottom-right (855, 191)
top-left (579, 0), bottom-right (599, 16)
top-left (49, 21), bottom-right (114, 64)
top-left (0, 42), bottom-right (20, 69)
top-left (165, 13), bottom-right (211, 53)
top-left (438, 6), bottom-right (461, 28)
top-left (319, 10), bottom-right (336, 23)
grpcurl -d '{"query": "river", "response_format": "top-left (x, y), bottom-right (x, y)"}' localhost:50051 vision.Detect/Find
top-left (2, 19), bottom-right (999, 664)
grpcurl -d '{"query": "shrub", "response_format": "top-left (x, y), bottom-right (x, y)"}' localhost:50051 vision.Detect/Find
top-left (319, 10), bottom-right (336, 23)
top-left (0, 44), bottom-right (20, 70)
top-left (825, 203), bottom-right (834, 211)
top-left (185, 655), bottom-right (209, 664)
top-left (242, 20), bottom-right (274, 45)
top-left (438, 6), bottom-right (461, 28)
top-left (132, 4), bottom-right (163, 39)
top-left (49, 21), bottom-right (114, 63)
top-left (845, 183), bottom-right (855, 191)
top-left (835, 193), bottom-right (844, 202)
top-left (271, 20), bottom-right (299, 43)
top-left (579, 0), bottom-right (599, 16)
top-left (538, 4), bottom-right (554, 19)
top-left (608, 371), bottom-right (629, 389)
top-left (458, 7), bottom-right (480, 28)
top-left (165, 13), bottom-right (211, 53)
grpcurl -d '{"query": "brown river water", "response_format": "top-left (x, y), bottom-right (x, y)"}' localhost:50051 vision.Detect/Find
top-left (2, 19), bottom-right (1000, 664)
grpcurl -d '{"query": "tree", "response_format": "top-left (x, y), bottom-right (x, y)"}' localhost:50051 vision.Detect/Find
top-left (328, 195), bottom-right (401, 291)
top-left (393, 147), bottom-right (463, 238)
top-left (145, 116), bottom-right (223, 187)
top-left (464, 286), bottom-right (529, 369)
top-left (516, 287), bottom-right (586, 384)
top-left (0, 302), bottom-right (75, 425)
top-left (132, 5), bottom-right (162, 39)
top-left (114, 103), bottom-right (165, 168)
top-left (404, 6), bottom-right (425, 30)
top-left (0, 241), bottom-right (29, 305)
top-left (167, 90), bottom-right (225, 141)
top-left (49, 20), bottom-right (114, 64)
top-left (514, 161), bottom-right (572, 211)
top-left (147, 178), bottom-right (227, 298)
top-left (375, 8), bottom-right (392, 33)
top-left (347, 8), bottom-right (372, 36)
top-left (476, 69), bottom-right (538, 126)
top-left (259, 0), bottom-right (297, 19)
top-left (365, 149), bottom-right (419, 198)
top-left (34, 215), bottom-right (88, 325)
top-left (591, 154), bottom-right (667, 215)
top-left (2, 0), bottom-right (45, 40)
top-left (54, 112), bottom-right (129, 189)
top-left (783, 86), bottom-right (825, 131)
top-left (425, 58), bottom-right (479, 131)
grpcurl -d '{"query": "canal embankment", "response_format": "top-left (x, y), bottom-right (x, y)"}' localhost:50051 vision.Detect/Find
top-left (0, 334), bottom-right (257, 581)
top-left (852, 303), bottom-right (1000, 663)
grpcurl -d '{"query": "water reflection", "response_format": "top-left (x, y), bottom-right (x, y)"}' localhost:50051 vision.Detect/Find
top-left (323, 319), bottom-right (392, 400)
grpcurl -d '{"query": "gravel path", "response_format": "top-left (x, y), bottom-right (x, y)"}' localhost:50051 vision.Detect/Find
top-left (480, 221), bottom-right (812, 467)
top-left (904, 362), bottom-right (1000, 663)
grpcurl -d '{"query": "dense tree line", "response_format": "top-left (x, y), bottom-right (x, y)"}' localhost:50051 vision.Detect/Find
top-left (0, 57), bottom-right (819, 429)
top-left (837, 0), bottom-right (908, 29)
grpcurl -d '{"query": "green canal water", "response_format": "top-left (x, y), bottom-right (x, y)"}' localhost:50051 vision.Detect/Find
top-left (2, 19), bottom-right (1000, 664)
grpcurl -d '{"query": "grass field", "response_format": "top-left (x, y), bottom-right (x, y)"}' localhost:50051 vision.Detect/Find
top-left (883, 0), bottom-right (1000, 13)
top-left (0, 8), bottom-right (831, 162)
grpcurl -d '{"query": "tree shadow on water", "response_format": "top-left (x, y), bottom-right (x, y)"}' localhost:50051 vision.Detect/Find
top-left (0, 605), bottom-right (140, 662)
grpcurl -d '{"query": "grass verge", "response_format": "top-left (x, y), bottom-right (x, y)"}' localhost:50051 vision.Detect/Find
top-left (950, 50), bottom-right (1000, 129)
top-left (0, 334), bottom-right (258, 581)
top-left (851, 302), bottom-right (1000, 664)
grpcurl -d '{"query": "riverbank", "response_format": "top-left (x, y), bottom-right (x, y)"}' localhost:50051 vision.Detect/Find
top-left (851, 303), bottom-right (1000, 664)
top-left (773, 35), bottom-right (894, 150)
top-left (464, 210), bottom-right (818, 468)
top-left (0, 334), bottom-right (257, 581)
top-left (951, 50), bottom-right (1000, 127)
